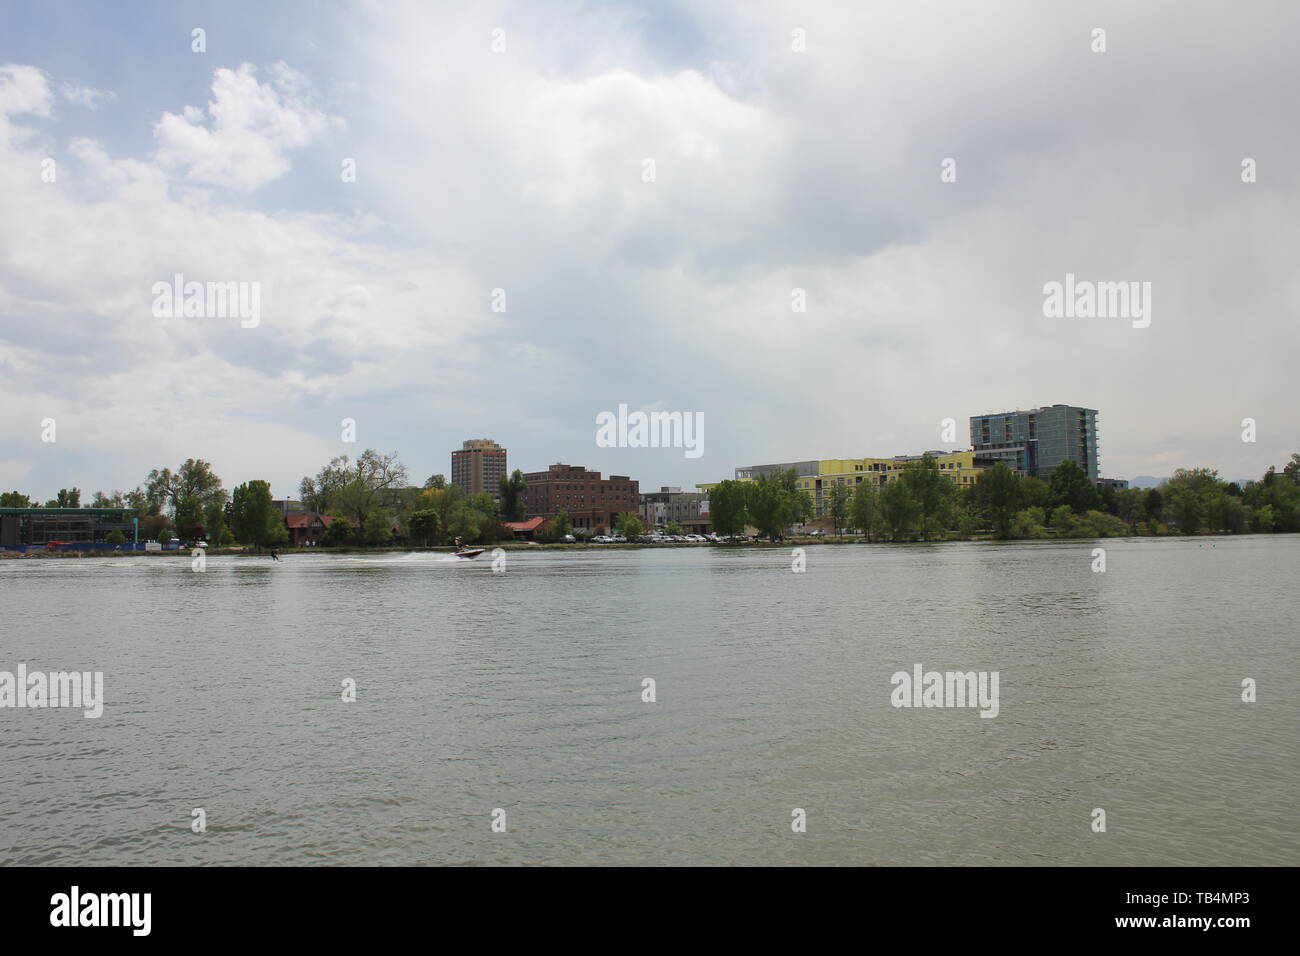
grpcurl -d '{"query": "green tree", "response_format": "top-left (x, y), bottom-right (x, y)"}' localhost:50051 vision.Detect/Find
top-left (748, 473), bottom-right (795, 541)
top-left (498, 469), bottom-right (527, 521)
top-left (1144, 488), bottom-right (1163, 524)
top-left (850, 483), bottom-right (879, 542)
top-left (1047, 460), bottom-right (1099, 514)
top-left (105, 530), bottom-right (126, 545)
top-left (615, 512), bottom-right (644, 538)
top-left (1114, 488), bottom-right (1147, 532)
top-left (322, 513), bottom-right (352, 546)
top-left (300, 450), bottom-right (408, 527)
top-left (1010, 507), bottom-right (1048, 539)
top-left (408, 509), bottom-right (440, 546)
top-left (1018, 477), bottom-right (1050, 511)
top-left (900, 455), bottom-right (952, 541)
top-left (91, 490), bottom-right (126, 509)
top-left (147, 459), bottom-right (226, 518)
top-left (552, 510), bottom-right (573, 539)
top-left (1050, 504), bottom-right (1080, 536)
top-left (175, 495), bottom-right (205, 540)
top-left (666, 520), bottom-right (683, 535)
top-left (1161, 480), bottom-right (1204, 534)
top-left (878, 480), bottom-right (919, 541)
top-left (974, 461), bottom-right (1019, 539)
top-left (231, 480), bottom-right (286, 550)
top-left (0, 491), bottom-right (32, 507)
top-left (50, 488), bottom-right (81, 508)
top-left (708, 481), bottom-right (749, 538)
top-left (827, 483), bottom-right (853, 536)
top-left (362, 507), bottom-right (393, 546)
top-left (423, 474), bottom-right (448, 490)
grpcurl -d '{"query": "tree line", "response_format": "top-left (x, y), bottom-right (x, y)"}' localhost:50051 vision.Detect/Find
top-left (703, 453), bottom-right (1300, 542)
top-left (0, 450), bottom-right (547, 549)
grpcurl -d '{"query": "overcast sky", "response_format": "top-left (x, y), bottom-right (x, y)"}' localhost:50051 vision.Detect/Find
top-left (1, 0), bottom-right (1296, 502)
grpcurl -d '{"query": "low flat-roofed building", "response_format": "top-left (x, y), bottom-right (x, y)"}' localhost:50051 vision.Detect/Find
top-left (0, 507), bottom-right (135, 547)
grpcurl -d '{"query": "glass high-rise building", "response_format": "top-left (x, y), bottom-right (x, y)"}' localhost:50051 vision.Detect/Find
top-left (969, 405), bottom-right (1099, 482)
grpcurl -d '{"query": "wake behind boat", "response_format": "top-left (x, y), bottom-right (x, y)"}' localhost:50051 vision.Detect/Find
top-left (453, 548), bottom-right (485, 559)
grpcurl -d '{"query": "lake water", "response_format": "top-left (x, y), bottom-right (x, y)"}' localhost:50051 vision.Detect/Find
top-left (1, 536), bottom-right (1296, 866)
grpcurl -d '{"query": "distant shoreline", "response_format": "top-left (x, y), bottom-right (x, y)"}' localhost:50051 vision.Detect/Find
top-left (3, 532), bottom-right (1288, 558)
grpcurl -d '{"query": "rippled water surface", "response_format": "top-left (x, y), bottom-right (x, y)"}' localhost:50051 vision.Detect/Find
top-left (1, 536), bottom-right (1297, 866)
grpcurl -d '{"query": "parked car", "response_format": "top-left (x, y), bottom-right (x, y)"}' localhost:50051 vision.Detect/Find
top-left (612, 534), bottom-right (627, 543)
top-left (562, 534), bottom-right (576, 543)
top-left (592, 535), bottom-right (613, 543)
top-left (684, 534), bottom-right (706, 542)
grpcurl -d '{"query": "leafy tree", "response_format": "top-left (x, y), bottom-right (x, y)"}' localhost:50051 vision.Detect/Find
top-left (498, 469), bottom-right (527, 521)
top-left (1019, 477), bottom-right (1050, 511)
top-left (423, 474), bottom-right (448, 490)
top-left (175, 495), bottom-right (205, 540)
top-left (1283, 453), bottom-right (1300, 484)
top-left (900, 455), bottom-right (953, 540)
top-left (1050, 504), bottom-right (1080, 536)
top-left (615, 512), bottom-right (644, 538)
top-left (322, 513), bottom-right (352, 546)
top-left (850, 483), bottom-right (879, 542)
top-left (708, 481), bottom-right (749, 538)
top-left (552, 510), bottom-right (573, 539)
top-left (1249, 504), bottom-right (1275, 533)
top-left (747, 473), bottom-right (795, 541)
top-left (1010, 507), bottom-right (1048, 539)
top-left (408, 509), bottom-right (440, 546)
top-left (793, 489), bottom-right (814, 525)
top-left (203, 499), bottom-right (227, 543)
top-left (1161, 474), bottom-right (1209, 534)
top-left (147, 460), bottom-right (226, 518)
top-left (666, 520), bottom-right (683, 535)
top-left (362, 507), bottom-right (393, 546)
top-left (878, 480), bottom-right (919, 541)
top-left (1047, 460), bottom-right (1099, 514)
top-left (90, 490), bottom-right (127, 509)
top-left (300, 450), bottom-right (408, 527)
top-left (827, 483), bottom-right (853, 536)
top-left (1144, 488), bottom-right (1163, 524)
top-left (158, 528), bottom-right (173, 545)
top-left (0, 491), bottom-right (32, 508)
top-left (105, 530), bottom-right (126, 545)
top-left (1114, 488), bottom-right (1148, 532)
top-left (231, 481), bottom-right (286, 550)
top-left (974, 461), bottom-right (1018, 539)
top-left (47, 488), bottom-right (81, 508)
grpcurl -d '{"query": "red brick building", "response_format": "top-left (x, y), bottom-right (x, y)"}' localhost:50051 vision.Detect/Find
top-left (523, 464), bottom-right (639, 533)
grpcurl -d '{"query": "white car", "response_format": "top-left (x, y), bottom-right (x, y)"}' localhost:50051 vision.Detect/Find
top-left (592, 535), bottom-right (613, 543)
top-left (684, 534), bottom-right (707, 542)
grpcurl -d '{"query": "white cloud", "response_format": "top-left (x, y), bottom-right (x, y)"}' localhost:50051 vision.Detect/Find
top-left (60, 81), bottom-right (115, 110)
top-left (153, 62), bottom-right (338, 191)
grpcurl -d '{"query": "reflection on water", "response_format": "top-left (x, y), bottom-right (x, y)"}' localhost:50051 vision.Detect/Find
top-left (1, 536), bottom-right (1297, 865)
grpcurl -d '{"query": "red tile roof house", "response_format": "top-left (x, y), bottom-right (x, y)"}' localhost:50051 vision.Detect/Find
top-left (284, 512), bottom-right (336, 546)
top-left (502, 516), bottom-right (545, 540)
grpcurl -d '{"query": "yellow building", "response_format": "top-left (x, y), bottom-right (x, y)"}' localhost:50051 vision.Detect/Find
top-left (699, 451), bottom-right (998, 518)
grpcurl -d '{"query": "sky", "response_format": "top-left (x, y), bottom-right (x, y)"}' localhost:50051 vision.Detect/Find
top-left (1, 0), bottom-right (1296, 502)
